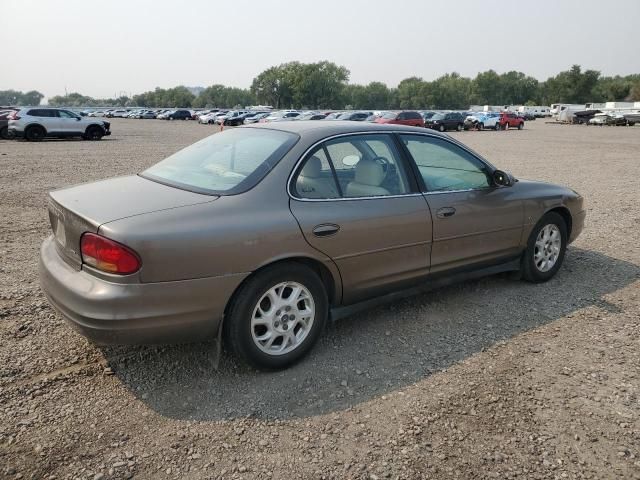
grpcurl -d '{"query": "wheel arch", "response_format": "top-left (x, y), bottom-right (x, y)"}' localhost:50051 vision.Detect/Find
top-left (223, 256), bottom-right (341, 318)
top-left (84, 123), bottom-right (105, 133)
top-left (545, 206), bottom-right (573, 239)
top-left (25, 122), bottom-right (47, 134)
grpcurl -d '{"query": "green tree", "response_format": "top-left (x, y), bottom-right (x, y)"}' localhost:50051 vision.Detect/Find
top-left (0, 89), bottom-right (45, 106)
top-left (251, 65), bottom-right (295, 108)
top-left (396, 77), bottom-right (425, 109)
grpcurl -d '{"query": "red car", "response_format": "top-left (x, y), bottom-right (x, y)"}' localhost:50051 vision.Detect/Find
top-left (499, 112), bottom-right (525, 130)
top-left (375, 111), bottom-right (425, 127)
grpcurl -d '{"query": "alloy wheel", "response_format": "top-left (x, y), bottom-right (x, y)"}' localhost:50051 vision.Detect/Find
top-left (251, 281), bottom-right (315, 356)
top-left (534, 224), bottom-right (562, 272)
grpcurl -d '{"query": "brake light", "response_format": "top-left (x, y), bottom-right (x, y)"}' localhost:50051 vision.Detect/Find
top-left (80, 233), bottom-right (141, 275)
top-left (8, 111), bottom-right (20, 120)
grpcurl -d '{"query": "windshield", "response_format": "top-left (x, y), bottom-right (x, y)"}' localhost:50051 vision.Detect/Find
top-left (431, 113), bottom-right (445, 120)
top-left (141, 128), bottom-right (298, 195)
top-left (382, 112), bottom-right (396, 119)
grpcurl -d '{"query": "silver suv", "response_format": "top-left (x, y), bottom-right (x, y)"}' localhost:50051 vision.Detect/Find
top-left (8, 108), bottom-right (111, 141)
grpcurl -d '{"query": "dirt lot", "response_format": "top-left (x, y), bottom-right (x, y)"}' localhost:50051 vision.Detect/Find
top-left (1, 119), bottom-right (639, 480)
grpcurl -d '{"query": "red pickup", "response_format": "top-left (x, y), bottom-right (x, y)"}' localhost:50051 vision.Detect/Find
top-left (499, 112), bottom-right (525, 130)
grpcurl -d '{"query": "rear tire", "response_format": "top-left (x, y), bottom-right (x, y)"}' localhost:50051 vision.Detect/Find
top-left (521, 212), bottom-right (567, 283)
top-left (478, 122), bottom-right (484, 131)
top-left (25, 125), bottom-right (46, 141)
top-left (0, 126), bottom-right (8, 139)
top-left (224, 263), bottom-right (328, 370)
top-left (456, 123), bottom-right (463, 131)
top-left (494, 123), bottom-right (501, 131)
top-left (518, 122), bottom-right (524, 130)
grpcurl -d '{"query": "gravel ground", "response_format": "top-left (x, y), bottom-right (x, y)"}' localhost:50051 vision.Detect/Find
top-left (1, 119), bottom-right (639, 479)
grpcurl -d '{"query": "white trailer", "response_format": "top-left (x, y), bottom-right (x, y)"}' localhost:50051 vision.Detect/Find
top-left (518, 105), bottom-right (551, 117)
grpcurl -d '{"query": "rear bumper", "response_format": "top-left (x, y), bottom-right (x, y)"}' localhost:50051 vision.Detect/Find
top-left (39, 235), bottom-right (248, 345)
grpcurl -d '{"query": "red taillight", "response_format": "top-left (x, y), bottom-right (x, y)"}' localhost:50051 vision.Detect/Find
top-left (8, 112), bottom-right (20, 120)
top-left (80, 233), bottom-right (141, 275)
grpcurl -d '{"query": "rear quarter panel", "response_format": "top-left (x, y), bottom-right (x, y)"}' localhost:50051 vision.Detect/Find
top-left (98, 136), bottom-right (343, 301)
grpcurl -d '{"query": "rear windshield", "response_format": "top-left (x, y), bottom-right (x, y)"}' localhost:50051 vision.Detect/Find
top-left (141, 128), bottom-right (298, 195)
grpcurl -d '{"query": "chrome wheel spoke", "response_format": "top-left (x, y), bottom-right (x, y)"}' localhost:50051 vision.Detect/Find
top-left (534, 224), bottom-right (562, 273)
top-left (251, 281), bottom-right (315, 356)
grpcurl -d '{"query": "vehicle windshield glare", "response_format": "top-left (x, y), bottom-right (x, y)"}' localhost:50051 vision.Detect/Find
top-left (431, 113), bottom-right (445, 120)
top-left (141, 128), bottom-right (298, 195)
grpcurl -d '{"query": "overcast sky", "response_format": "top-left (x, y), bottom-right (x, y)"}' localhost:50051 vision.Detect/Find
top-left (3, 0), bottom-right (639, 99)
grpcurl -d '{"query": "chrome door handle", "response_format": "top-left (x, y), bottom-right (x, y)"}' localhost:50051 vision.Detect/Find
top-left (436, 207), bottom-right (456, 218)
top-left (312, 224), bottom-right (340, 237)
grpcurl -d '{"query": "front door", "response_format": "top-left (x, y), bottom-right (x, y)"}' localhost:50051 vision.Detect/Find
top-left (289, 133), bottom-right (433, 304)
top-left (398, 133), bottom-right (524, 272)
top-left (57, 110), bottom-right (81, 133)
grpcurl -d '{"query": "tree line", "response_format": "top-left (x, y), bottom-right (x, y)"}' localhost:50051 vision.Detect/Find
top-left (0, 90), bottom-right (45, 106)
top-left (5, 63), bottom-right (640, 110)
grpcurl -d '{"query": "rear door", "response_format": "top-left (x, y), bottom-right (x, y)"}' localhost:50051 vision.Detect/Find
top-left (399, 133), bottom-right (523, 273)
top-left (289, 133), bottom-right (433, 304)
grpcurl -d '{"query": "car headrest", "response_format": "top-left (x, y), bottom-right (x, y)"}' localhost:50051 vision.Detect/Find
top-left (354, 159), bottom-right (385, 186)
top-left (301, 156), bottom-right (322, 178)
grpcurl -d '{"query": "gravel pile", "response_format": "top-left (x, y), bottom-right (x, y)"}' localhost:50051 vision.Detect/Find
top-left (1, 120), bottom-right (638, 479)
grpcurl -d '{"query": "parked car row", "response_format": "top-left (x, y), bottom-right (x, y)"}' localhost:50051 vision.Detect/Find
top-left (463, 111), bottom-right (525, 131)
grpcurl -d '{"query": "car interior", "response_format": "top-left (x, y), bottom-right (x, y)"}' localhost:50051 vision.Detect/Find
top-left (294, 135), bottom-right (410, 198)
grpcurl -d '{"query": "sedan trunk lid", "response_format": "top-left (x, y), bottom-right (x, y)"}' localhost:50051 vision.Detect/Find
top-left (48, 175), bottom-right (217, 269)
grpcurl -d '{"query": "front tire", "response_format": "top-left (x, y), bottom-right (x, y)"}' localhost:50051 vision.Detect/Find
top-left (518, 122), bottom-right (524, 130)
top-left (84, 126), bottom-right (104, 140)
top-left (438, 124), bottom-right (445, 132)
top-left (521, 212), bottom-right (567, 283)
top-left (224, 263), bottom-right (328, 369)
top-left (456, 123), bottom-right (463, 131)
top-left (0, 126), bottom-right (8, 139)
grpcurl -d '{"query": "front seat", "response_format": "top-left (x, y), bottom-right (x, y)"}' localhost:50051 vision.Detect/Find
top-left (345, 159), bottom-right (390, 197)
top-left (296, 156), bottom-right (339, 198)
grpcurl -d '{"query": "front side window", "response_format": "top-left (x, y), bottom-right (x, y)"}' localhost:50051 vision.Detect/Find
top-left (293, 134), bottom-right (412, 199)
top-left (59, 110), bottom-right (77, 119)
top-left (142, 128), bottom-right (298, 195)
top-left (400, 135), bottom-right (491, 192)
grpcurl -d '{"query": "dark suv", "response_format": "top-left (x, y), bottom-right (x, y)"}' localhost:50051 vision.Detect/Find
top-left (166, 110), bottom-right (192, 120)
top-left (425, 112), bottom-right (465, 132)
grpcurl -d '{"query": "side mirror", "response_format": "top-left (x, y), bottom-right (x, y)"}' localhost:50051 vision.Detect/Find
top-left (493, 169), bottom-right (514, 187)
top-left (76, 117), bottom-right (81, 121)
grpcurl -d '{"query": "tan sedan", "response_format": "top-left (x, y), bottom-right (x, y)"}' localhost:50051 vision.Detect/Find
top-left (40, 121), bottom-right (585, 369)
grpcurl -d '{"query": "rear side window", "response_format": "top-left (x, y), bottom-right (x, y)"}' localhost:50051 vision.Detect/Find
top-left (27, 109), bottom-right (57, 118)
top-left (293, 134), bottom-right (413, 199)
top-left (293, 147), bottom-right (340, 199)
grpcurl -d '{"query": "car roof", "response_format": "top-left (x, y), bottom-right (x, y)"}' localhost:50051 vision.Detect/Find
top-left (246, 120), bottom-right (450, 138)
